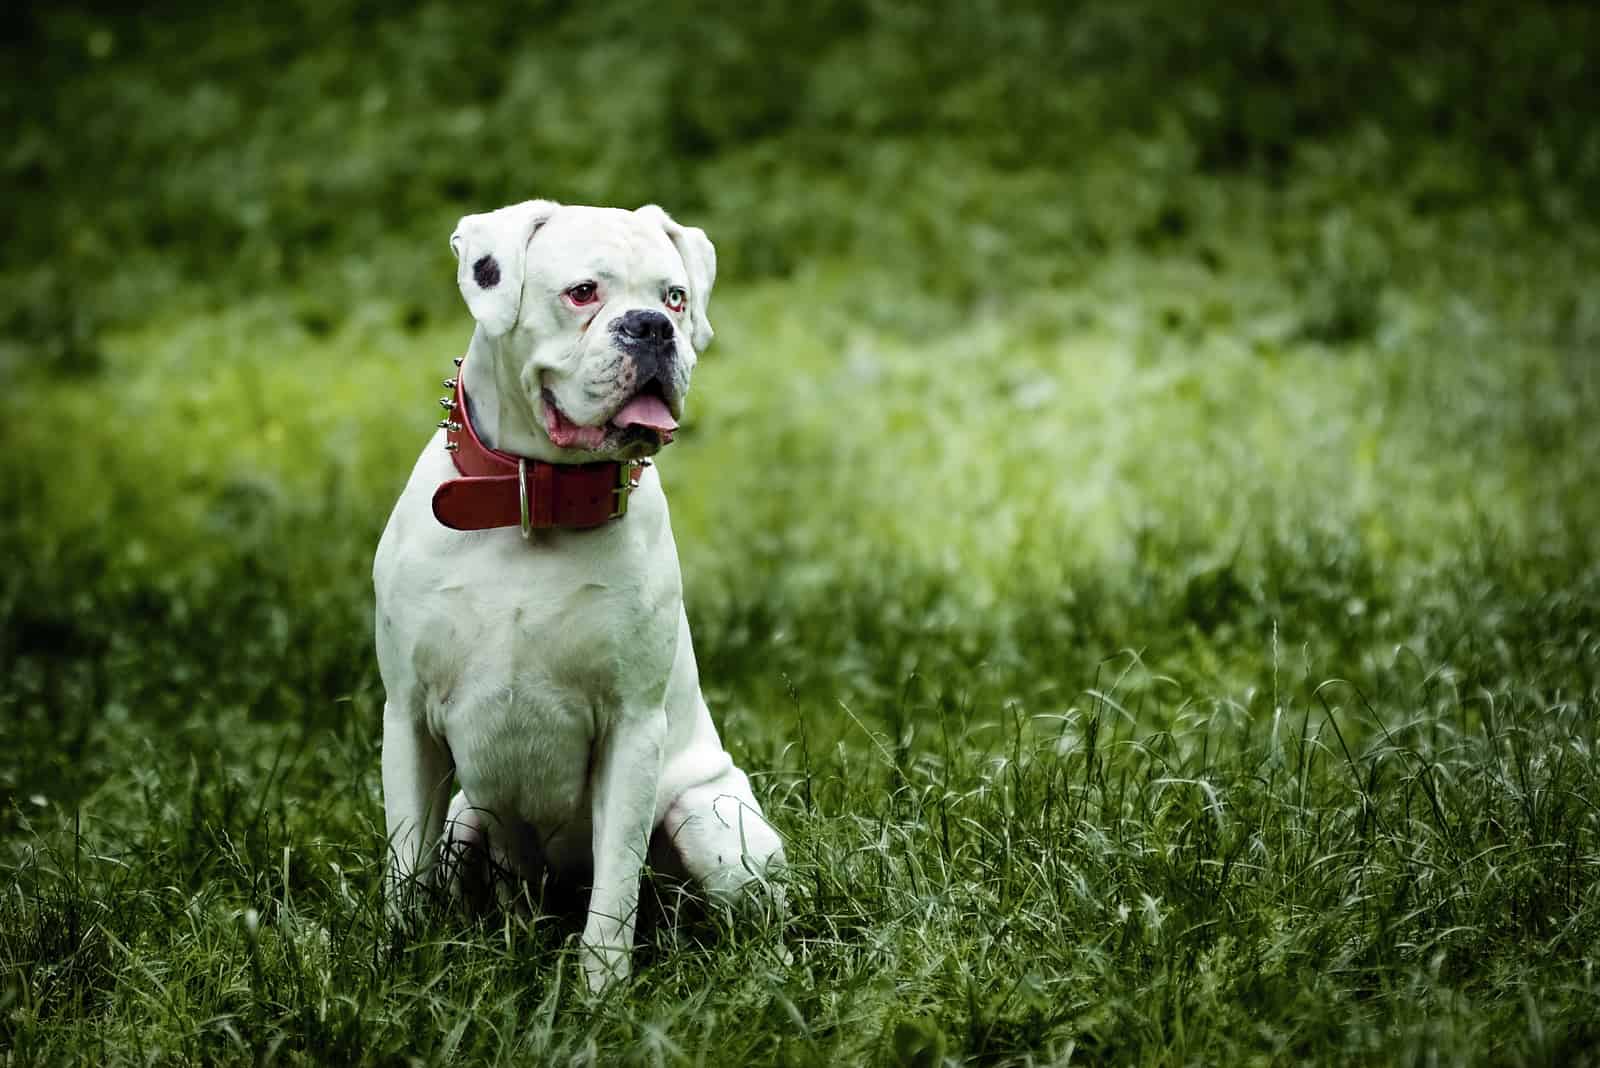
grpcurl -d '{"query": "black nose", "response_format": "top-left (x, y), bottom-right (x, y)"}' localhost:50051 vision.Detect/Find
top-left (617, 309), bottom-right (674, 344)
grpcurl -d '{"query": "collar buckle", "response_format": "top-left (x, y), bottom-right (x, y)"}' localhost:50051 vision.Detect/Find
top-left (610, 459), bottom-right (649, 520)
top-left (518, 457), bottom-right (533, 540)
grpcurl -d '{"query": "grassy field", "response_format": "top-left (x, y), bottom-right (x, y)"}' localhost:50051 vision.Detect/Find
top-left (4, 2), bottom-right (1600, 1065)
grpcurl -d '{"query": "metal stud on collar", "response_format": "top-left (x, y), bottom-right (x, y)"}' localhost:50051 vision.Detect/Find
top-left (441, 358), bottom-right (466, 455)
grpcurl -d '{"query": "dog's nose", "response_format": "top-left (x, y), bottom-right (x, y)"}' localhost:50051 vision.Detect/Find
top-left (617, 309), bottom-right (674, 344)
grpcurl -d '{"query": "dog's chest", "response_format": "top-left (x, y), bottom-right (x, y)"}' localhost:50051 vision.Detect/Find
top-left (405, 527), bottom-right (679, 816)
top-left (422, 539), bottom-right (672, 700)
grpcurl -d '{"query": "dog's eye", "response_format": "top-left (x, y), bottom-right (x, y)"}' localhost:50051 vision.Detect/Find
top-left (566, 282), bottom-right (599, 306)
top-left (664, 286), bottom-right (687, 313)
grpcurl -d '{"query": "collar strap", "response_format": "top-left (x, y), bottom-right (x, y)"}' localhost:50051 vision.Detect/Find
top-left (430, 360), bottom-right (646, 536)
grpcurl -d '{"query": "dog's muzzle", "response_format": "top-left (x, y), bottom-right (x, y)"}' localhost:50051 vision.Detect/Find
top-left (613, 310), bottom-right (677, 383)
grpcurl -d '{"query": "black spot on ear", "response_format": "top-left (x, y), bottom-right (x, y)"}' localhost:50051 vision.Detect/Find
top-left (473, 255), bottom-right (500, 289)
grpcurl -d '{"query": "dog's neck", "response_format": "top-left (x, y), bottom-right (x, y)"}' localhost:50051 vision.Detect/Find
top-left (459, 328), bottom-right (560, 462)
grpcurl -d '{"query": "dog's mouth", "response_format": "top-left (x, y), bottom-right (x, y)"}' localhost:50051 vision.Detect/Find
top-left (542, 381), bottom-right (678, 451)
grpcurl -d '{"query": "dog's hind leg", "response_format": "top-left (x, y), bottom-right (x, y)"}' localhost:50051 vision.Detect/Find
top-left (656, 764), bottom-right (787, 921)
top-left (440, 791), bottom-right (496, 913)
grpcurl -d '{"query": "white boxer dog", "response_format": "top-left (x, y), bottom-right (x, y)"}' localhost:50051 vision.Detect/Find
top-left (373, 200), bottom-right (785, 993)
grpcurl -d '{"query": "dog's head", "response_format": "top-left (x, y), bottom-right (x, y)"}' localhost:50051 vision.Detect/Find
top-left (450, 201), bottom-right (715, 460)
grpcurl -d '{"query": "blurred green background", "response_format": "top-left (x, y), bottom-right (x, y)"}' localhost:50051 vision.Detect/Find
top-left (3, 2), bottom-right (1599, 1064)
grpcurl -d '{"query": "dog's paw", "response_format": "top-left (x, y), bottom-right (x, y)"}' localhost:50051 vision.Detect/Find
top-left (580, 941), bottom-right (631, 996)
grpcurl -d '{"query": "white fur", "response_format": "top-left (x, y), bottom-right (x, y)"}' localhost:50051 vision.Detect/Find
top-left (374, 202), bottom-right (784, 993)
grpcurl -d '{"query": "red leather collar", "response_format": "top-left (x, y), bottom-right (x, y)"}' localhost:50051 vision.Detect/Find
top-left (430, 360), bottom-right (645, 535)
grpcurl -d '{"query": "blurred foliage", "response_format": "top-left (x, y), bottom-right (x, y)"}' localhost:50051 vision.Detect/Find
top-left (4, 0), bottom-right (1599, 369)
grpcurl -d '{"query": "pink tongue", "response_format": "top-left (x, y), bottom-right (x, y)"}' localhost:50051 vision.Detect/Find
top-left (611, 394), bottom-right (678, 435)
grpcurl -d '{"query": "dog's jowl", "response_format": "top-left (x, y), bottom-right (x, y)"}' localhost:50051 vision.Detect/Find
top-left (373, 201), bottom-right (785, 993)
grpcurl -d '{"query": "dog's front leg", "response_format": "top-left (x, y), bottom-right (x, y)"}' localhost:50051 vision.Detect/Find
top-left (382, 700), bottom-right (453, 913)
top-left (581, 711), bottom-right (666, 994)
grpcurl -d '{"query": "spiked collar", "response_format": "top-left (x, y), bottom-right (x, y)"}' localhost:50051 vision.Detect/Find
top-left (430, 358), bottom-right (647, 537)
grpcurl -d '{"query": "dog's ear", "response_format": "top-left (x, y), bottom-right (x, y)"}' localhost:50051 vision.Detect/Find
top-left (449, 199), bottom-right (560, 336)
top-left (636, 204), bottom-right (716, 352)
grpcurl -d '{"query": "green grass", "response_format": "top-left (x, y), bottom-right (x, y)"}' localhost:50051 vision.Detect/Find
top-left (5, 2), bottom-right (1600, 1065)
